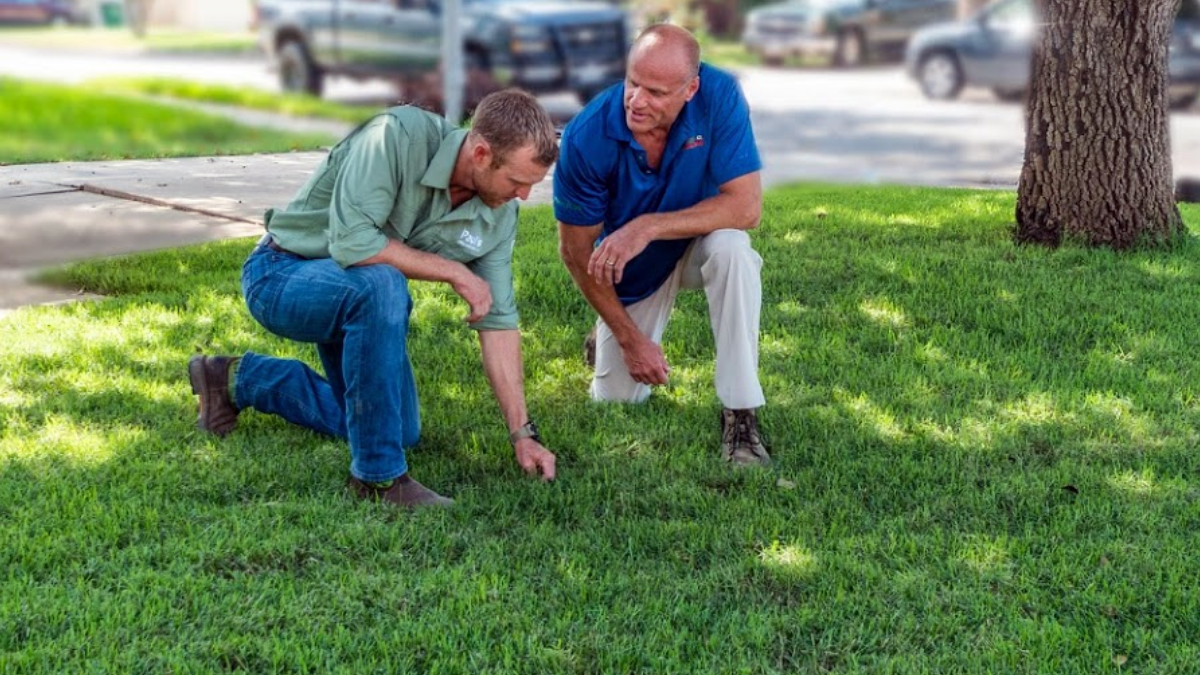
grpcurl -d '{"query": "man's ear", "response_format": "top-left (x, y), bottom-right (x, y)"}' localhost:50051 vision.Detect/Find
top-left (684, 75), bottom-right (700, 102)
top-left (472, 138), bottom-right (494, 167)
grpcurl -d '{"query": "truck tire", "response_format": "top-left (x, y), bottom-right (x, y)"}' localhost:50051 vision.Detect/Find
top-left (833, 29), bottom-right (866, 68)
top-left (1169, 87), bottom-right (1198, 111)
top-left (574, 85), bottom-right (612, 105)
top-left (278, 40), bottom-right (324, 97)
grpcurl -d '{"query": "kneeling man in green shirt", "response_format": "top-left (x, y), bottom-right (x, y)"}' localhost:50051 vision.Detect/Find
top-left (188, 89), bottom-right (559, 507)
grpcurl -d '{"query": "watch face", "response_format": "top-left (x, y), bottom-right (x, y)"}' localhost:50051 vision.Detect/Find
top-left (511, 420), bottom-right (540, 444)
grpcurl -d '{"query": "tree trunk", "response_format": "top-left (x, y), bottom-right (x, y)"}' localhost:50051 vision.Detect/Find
top-left (1016, 0), bottom-right (1185, 249)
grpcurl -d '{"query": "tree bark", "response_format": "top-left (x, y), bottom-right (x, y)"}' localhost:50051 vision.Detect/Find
top-left (1016, 0), bottom-right (1185, 249)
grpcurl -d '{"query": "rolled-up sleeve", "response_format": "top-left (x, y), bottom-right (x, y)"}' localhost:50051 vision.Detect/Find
top-left (328, 117), bottom-right (405, 267)
top-left (467, 236), bottom-right (519, 331)
top-left (553, 125), bottom-right (610, 227)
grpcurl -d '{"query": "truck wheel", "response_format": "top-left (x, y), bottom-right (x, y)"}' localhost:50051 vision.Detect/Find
top-left (1169, 87), bottom-right (1198, 111)
top-left (462, 51), bottom-right (501, 115)
top-left (991, 87), bottom-right (1026, 103)
top-left (833, 29), bottom-right (866, 67)
top-left (575, 85), bottom-right (613, 105)
top-left (278, 40), bottom-right (324, 97)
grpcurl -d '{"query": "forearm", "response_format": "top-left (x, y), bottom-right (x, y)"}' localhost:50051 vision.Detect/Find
top-left (478, 329), bottom-right (531, 433)
top-left (478, 328), bottom-right (557, 481)
top-left (354, 238), bottom-right (468, 284)
top-left (560, 232), bottom-right (643, 346)
top-left (629, 172), bottom-right (763, 242)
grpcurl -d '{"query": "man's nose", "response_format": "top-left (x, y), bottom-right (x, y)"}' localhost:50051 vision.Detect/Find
top-left (516, 185), bottom-right (531, 200)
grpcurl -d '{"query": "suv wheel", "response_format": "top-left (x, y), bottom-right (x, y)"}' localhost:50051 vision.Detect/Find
top-left (833, 29), bottom-right (866, 67)
top-left (1169, 87), bottom-right (1198, 111)
top-left (918, 51), bottom-right (963, 100)
top-left (991, 87), bottom-right (1026, 103)
top-left (278, 40), bottom-right (324, 97)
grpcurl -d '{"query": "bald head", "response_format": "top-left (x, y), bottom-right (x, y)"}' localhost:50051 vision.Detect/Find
top-left (631, 23), bottom-right (700, 79)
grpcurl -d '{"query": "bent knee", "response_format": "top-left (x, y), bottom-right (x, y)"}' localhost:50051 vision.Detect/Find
top-left (347, 265), bottom-right (411, 323)
top-left (590, 378), bottom-right (652, 404)
top-left (699, 229), bottom-right (762, 268)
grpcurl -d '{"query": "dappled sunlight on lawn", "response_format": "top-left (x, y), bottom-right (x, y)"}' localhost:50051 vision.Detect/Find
top-left (1104, 468), bottom-right (1197, 501)
top-left (859, 297), bottom-right (910, 330)
top-left (757, 540), bottom-right (819, 580)
top-left (3, 418), bottom-right (143, 468)
top-left (836, 389), bottom-right (909, 444)
top-left (1136, 259), bottom-right (1196, 281)
top-left (958, 534), bottom-right (1014, 577)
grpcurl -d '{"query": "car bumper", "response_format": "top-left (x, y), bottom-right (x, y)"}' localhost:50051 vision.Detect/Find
top-left (744, 34), bottom-right (838, 59)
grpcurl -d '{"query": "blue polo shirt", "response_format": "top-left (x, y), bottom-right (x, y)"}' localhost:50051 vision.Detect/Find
top-left (554, 63), bottom-right (762, 305)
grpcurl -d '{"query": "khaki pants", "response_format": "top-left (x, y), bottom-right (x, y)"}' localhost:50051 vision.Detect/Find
top-left (590, 229), bottom-right (766, 409)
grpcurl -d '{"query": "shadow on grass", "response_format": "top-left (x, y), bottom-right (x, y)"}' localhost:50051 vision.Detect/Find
top-left (3, 189), bottom-right (1200, 671)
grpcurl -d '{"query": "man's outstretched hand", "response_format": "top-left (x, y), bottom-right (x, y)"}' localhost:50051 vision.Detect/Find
top-left (514, 438), bottom-right (557, 481)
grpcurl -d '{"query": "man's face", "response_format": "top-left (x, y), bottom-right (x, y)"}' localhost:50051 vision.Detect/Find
top-left (473, 143), bottom-right (550, 208)
top-left (623, 47), bottom-right (698, 136)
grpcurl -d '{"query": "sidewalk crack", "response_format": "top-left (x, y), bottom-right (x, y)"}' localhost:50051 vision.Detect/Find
top-left (70, 183), bottom-right (263, 227)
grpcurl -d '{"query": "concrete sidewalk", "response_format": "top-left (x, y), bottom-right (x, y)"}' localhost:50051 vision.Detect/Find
top-left (0, 152), bottom-right (554, 314)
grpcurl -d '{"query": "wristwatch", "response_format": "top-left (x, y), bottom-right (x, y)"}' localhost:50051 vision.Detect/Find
top-left (509, 420), bottom-right (541, 446)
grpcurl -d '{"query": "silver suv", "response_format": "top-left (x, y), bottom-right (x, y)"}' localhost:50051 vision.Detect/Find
top-left (905, 0), bottom-right (1200, 108)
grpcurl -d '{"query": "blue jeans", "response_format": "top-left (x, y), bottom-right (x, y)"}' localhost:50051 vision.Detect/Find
top-left (236, 241), bottom-right (420, 482)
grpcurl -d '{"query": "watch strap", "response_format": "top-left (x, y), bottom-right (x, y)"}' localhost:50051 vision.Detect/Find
top-left (509, 420), bottom-right (540, 445)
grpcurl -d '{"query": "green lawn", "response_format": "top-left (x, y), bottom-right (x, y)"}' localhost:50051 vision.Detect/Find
top-left (0, 77), bottom-right (336, 164)
top-left (3, 186), bottom-right (1200, 673)
top-left (86, 76), bottom-right (382, 124)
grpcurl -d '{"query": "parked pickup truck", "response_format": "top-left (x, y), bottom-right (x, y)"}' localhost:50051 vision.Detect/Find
top-left (254, 0), bottom-right (630, 105)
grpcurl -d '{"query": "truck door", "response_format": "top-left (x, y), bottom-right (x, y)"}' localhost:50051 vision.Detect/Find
top-left (339, 0), bottom-right (441, 76)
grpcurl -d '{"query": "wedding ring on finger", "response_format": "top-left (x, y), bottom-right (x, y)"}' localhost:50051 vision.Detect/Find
top-left (605, 259), bottom-right (615, 267)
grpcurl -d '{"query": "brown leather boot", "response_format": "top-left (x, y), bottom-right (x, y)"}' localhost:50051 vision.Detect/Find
top-left (188, 355), bottom-right (240, 437)
top-left (720, 408), bottom-right (772, 467)
top-left (347, 474), bottom-right (454, 509)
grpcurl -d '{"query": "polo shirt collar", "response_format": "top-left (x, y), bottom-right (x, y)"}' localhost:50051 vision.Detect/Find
top-left (421, 128), bottom-right (469, 190)
top-left (420, 128), bottom-right (498, 226)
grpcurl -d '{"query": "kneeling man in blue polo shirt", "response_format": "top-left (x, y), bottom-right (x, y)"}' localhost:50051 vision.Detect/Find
top-left (554, 24), bottom-right (770, 466)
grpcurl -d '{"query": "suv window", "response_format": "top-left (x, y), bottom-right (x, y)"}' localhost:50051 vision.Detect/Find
top-left (987, 0), bottom-right (1032, 25)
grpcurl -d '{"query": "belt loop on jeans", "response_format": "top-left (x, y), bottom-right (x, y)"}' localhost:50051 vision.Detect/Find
top-left (259, 233), bottom-right (306, 258)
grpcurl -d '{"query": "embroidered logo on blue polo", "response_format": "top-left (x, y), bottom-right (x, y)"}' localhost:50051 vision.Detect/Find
top-left (683, 134), bottom-right (705, 150)
top-left (458, 229), bottom-right (483, 252)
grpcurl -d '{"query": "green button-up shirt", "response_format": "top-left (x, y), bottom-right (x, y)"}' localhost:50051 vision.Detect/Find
top-left (263, 106), bottom-right (519, 331)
